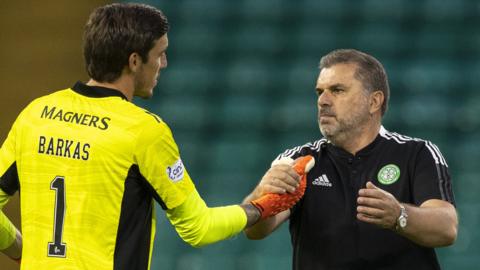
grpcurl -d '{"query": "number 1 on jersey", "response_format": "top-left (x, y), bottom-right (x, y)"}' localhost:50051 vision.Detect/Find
top-left (48, 176), bottom-right (67, 257)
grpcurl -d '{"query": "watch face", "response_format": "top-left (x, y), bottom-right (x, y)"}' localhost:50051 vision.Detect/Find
top-left (399, 217), bottom-right (407, 228)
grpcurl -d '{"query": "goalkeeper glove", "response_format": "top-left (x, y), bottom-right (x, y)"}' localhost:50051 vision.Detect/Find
top-left (251, 155), bottom-right (314, 219)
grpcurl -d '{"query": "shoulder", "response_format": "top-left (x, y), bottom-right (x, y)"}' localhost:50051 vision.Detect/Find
top-left (127, 104), bottom-right (174, 140)
top-left (380, 126), bottom-right (428, 147)
top-left (275, 138), bottom-right (328, 160)
top-left (13, 89), bottom-right (72, 121)
top-left (125, 103), bottom-right (165, 125)
top-left (24, 89), bottom-right (70, 107)
top-left (379, 126), bottom-right (448, 166)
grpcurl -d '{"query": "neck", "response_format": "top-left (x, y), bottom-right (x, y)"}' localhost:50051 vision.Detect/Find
top-left (86, 77), bottom-right (134, 101)
top-left (333, 121), bottom-right (381, 155)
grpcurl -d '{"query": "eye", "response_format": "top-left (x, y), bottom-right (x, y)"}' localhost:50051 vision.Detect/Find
top-left (315, 88), bottom-right (323, 96)
top-left (331, 87), bottom-right (344, 93)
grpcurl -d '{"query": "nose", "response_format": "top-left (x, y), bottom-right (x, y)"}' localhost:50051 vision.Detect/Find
top-left (161, 53), bottom-right (168, 68)
top-left (317, 90), bottom-right (332, 108)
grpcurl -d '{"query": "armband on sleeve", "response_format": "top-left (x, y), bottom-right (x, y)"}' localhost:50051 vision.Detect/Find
top-left (166, 189), bottom-right (247, 247)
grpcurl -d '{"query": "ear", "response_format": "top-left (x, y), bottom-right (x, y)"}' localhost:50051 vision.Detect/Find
top-left (128, 52), bottom-right (141, 73)
top-left (369, 90), bottom-right (384, 114)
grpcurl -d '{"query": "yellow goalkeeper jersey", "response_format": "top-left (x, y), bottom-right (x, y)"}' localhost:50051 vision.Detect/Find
top-left (0, 82), bottom-right (195, 269)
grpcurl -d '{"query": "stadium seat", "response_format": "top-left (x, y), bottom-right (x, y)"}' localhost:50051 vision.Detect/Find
top-left (161, 60), bottom-right (219, 95)
top-left (454, 174), bottom-right (478, 203)
top-left (218, 95), bottom-right (270, 129)
top-left (208, 134), bottom-right (269, 172)
top-left (286, 59), bottom-right (320, 94)
top-left (359, 0), bottom-right (407, 20)
top-left (176, 0), bottom-right (233, 23)
top-left (414, 29), bottom-right (460, 56)
top-left (294, 22), bottom-right (341, 57)
top-left (300, 0), bottom-right (350, 19)
top-left (153, 97), bottom-right (210, 131)
top-left (238, 0), bottom-right (289, 22)
top-left (271, 97), bottom-right (317, 130)
top-left (399, 95), bottom-right (451, 129)
top-left (172, 24), bottom-right (221, 57)
top-left (400, 60), bottom-right (461, 94)
top-left (453, 138), bottom-right (480, 174)
top-left (225, 59), bottom-right (275, 94)
top-left (422, 0), bottom-right (467, 21)
top-left (351, 23), bottom-right (406, 56)
top-left (229, 25), bottom-right (283, 55)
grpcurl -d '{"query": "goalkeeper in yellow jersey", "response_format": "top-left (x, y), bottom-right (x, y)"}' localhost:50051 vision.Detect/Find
top-left (0, 3), bottom-right (314, 270)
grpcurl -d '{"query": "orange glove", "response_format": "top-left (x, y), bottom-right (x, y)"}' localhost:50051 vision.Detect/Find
top-left (251, 155), bottom-right (315, 219)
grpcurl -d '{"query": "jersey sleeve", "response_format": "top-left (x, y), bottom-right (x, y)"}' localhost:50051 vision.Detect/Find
top-left (412, 142), bottom-right (455, 206)
top-left (0, 191), bottom-right (16, 250)
top-left (134, 120), bottom-right (195, 210)
top-left (166, 189), bottom-right (246, 247)
top-left (0, 118), bottom-right (20, 250)
top-left (0, 117), bottom-right (20, 196)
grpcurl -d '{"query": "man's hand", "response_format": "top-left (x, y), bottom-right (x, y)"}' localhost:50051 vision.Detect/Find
top-left (250, 159), bottom-right (301, 200)
top-left (250, 156), bottom-right (315, 219)
top-left (357, 181), bottom-right (401, 229)
top-left (357, 182), bottom-right (458, 247)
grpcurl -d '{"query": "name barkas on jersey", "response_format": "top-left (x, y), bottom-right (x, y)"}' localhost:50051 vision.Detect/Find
top-left (38, 136), bottom-right (90, 160)
top-left (41, 105), bottom-right (111, 130)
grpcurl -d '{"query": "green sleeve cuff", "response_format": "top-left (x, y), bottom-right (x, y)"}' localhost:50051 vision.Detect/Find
top-left (0, 211), bottom-right (16, 250)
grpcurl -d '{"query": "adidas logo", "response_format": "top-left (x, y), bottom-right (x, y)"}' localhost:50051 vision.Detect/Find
top-left (312, 174), bottom-right (332, 187)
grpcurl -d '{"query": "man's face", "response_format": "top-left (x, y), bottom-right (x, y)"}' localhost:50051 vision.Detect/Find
top-left (315, 63), bottom-right (371, 142)
top-left (134, 34), bottom-right (168, 98)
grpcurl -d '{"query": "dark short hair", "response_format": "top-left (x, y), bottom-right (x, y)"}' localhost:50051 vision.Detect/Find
top-left (319, 49), bottom-right (390, 115)
top-left (83, 3), bottom-right (169, 82)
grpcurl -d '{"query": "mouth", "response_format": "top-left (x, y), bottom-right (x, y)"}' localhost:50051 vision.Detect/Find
top-left (318, 113), bottom-right (336, 124)
top-left (318, 108), bottom-right (335, 119)
top-left (319, 113), bottom-right (336, 119)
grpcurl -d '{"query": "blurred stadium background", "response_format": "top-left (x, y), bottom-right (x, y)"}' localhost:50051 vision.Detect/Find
top-left (0, 0), bottom-right (479, 269)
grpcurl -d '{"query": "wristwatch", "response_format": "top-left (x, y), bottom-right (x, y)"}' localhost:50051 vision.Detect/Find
top-left (395, 204), bottom-right (408, 231)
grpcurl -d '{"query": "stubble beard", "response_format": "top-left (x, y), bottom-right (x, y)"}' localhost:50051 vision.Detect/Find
top-left (133, 72), bottom-right (154, 99)
top-left (318, 102), bottom-right (371, 147)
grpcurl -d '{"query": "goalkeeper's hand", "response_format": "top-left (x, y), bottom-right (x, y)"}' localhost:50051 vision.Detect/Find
top-left (250, 155), bottom-right (315, 219)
